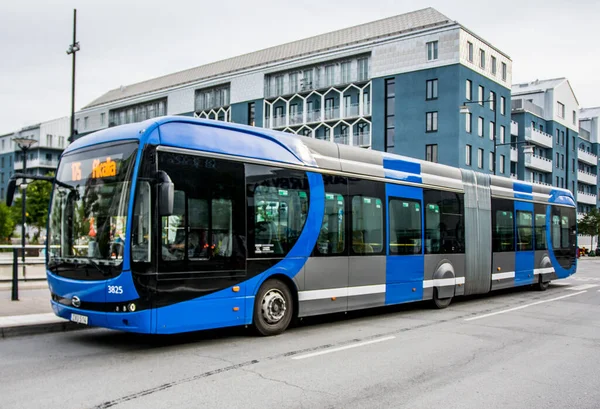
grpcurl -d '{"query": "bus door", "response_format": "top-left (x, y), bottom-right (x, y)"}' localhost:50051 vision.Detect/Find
top-left (385, 183), bottom-right (424, 305)
top-left (514, 201), bottom-right (535, 286)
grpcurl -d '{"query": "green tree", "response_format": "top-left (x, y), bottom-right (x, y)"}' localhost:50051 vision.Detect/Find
top-left (578, 208), bottom-right (600, 250)
top-left (11, 178), bottom-right (53, 238)
top-left (0, 202), bottom-right (16, 241)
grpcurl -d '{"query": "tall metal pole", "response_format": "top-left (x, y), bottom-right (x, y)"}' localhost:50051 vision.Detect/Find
top-left (67, 9), bottom-right (79, 143)
top-left (21, 149), bottom-right (27, 262)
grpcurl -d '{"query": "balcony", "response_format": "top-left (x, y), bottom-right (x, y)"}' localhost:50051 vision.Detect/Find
top-left (334, 134), bottom-right (349, 145)
top-left (525, 154), bottom-right (553, 173)
top-left (578, 149), bottom-right (598, 166)
top-left (510, 147), bottom-right (518, 162)
top-left (14, 158), bottom-right (59, 170)
top-left (353, 132), bottom-right (371, 148)
top-left (344, 103), bottom-right (359, 118)
top-left (532, 180), bottom-right (552, 187)
top-left (577, 191), bottom-right (597, 205)
top-left (525, 127), bottom-right (553, 148)
top-left (306, 109), bottom-right (321, 123)
top-left (289, 113), bottom-right (303, 125)
top-left (511, 120), bottom-right (518, 136)
top-left (324, 107), bottom-right (340, 121)
top-left (578, 169), bottom-right (597, 185)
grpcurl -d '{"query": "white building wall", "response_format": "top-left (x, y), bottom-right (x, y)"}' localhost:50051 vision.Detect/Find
top-left (167, 88), bottom-right (195, 114)
top-left (371, 27), bottom-right (460, 78)
top-left (230, 72), bottom-right (265, 104)
top-left (459, 29), bottom-right (512, 88)
top-left (551, 81), bottom-right (579, 132)
top-left (39, 117), bottom-right (69, 149)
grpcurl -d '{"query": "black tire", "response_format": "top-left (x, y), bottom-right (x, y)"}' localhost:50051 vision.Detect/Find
top-left (432, 288), bottom-right (452, 309)
top-left (253, 279), bottom-right (294, 336)
top-left (536, 278), bottom-right (550, 291)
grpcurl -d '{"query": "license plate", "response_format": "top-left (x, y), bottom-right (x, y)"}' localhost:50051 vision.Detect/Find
top-left (70, 313), bottom-right (88, 325)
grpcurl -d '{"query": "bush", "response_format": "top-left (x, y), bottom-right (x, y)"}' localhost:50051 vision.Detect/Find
top-left (589, 251), bottom-right (596, 257)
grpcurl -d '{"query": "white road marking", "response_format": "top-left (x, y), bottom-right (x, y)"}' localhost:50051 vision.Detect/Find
top-left (292, 336), bottom-right (396, 360)
top-left (464, 291), bottom-right (587, 322)
top-left (567, 284), bottom-right (599, 291)
top-left (550, 282), bottom-right (571, 286)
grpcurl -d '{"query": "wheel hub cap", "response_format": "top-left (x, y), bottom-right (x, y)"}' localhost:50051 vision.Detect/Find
top-left (261, 289), bottom-right (286, 324)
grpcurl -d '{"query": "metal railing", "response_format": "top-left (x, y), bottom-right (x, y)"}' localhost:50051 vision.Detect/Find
top-left (0, 245), bottom-right (47, 301)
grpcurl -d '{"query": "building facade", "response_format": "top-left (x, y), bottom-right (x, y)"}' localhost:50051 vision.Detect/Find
top-left (0, 117), bottom-right (69, 201)
top-left (74, 8), bottom-right (513, 177)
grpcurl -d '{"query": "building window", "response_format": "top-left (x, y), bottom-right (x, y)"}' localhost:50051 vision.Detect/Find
top-left (427, 41), bottom-right (438, 61)
top-left (557, 102), bottom-right (565, 118)
top-left (556, 130), bottom-right (560, 145)
top-left (1, 140), bottom-right (4, 151)
top-left (491, 56), bottom-right (497, 75)
top-left (325, 65), bottom-right (335, 86)
top-left (248, 102), bottom-right (255, 126)
top-left (289, 73), bottom-right (298, 94)
top-left (490, 91), bottom-right (496, 111)
top-left (572, 136), bottom-right (575, 150)
top-left (426, 79), bottom-right (438, 100)
top-left (357, 58), bottom-right (369, 81)
top-left (478, 117), bottom-right (484, 137)
top-left (556, 176), bottom-right (559, 187)
top-left (489, 121), bottom-right (495, 140)
top-left (385, 78), bottom-right (395, 152)
top-left (478, 148), bottom-right (484, 169)
top-left (426, 112), bottom-right (438, 132)
top-left (500, 96), bottom-right (506, 115)
top-left (426, 144), bottom-right (438, 162)
top-left (0, 158), bottom-right (3, 168)
top-left (341, 62), bottom-right (351, 84)
top-left (478, 86), bottom-right (484, 105)
top-left (466, 145), bottom-right (472, 166)
top-left (100, 113), bottom-right (106, 126)
top-left (489, 152), bottom-right (494, 172)
top-left (466, 80), bottom-right (472, 100)
top-left (573, 110), bottom-right (576, 125)
top-left (556, 152), bottom-right (559, 167)
top-left (302, 69), bottom-right (313, 90)
top-left (275, 76), bottom-right (284, 95)
top-left (467, 41), bottom-right (473, 62)
top-left (561, 130), bottom-right (565, 146)
top-left (501, 62), bottom-right (507, 81)
top-left (83, 117), bottom-right (88, 130)
top-left (500, 125), bottom-right (505, 144)
top-left (75, 118), bottom-right (80, 131)
top-left (46, 134), bottom-right (52, 146)
top-left (466, 112), bottom-right (472, 133)
top-left (479, 49), bottom-right (486, 69)
top-left (500, 155), bottom-right (505, 174)
top-left (561, 154), bottom-right (565, 169)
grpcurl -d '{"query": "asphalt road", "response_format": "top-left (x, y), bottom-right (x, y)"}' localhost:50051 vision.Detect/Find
top-left (1, 261), bottom-right (599, 409)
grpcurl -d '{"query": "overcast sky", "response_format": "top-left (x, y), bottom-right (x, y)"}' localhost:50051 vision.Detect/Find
top-left (1, 0), bottom-right (598, 134)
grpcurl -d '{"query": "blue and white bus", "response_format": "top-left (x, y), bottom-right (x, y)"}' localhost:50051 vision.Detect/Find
top-left (9, 116), bottom-right (577, 335)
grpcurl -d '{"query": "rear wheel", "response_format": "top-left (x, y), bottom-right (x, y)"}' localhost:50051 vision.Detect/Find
top-left (253, 279), bottom-right (293, 336)
top-left (432, 288), bottom-right (452, 309)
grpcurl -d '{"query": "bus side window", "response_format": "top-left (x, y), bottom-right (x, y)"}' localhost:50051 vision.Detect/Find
top-left (492, 198), bottom-right (515, 252)
top-left (352, 196), bottom-right (384, 254)
top-left (534, 204), bottom-right (547, 251)
top-left (161, 190), bottom-right (186, 261)
top-left (388, 198), bottom-right (421, 255)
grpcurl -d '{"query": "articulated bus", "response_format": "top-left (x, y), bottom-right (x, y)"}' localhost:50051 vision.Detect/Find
top-left (13, 117), bottom-right (577, 335)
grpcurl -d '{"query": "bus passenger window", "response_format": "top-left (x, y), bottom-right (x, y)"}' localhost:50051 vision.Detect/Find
top-left (131, 181), bottom-right (151, 262)
top-left (516, 211), bottom-right (533, 251)
top-left (317, 193), bottom-right (345, 255)
top-left (352, 196), bottom-right (384, 254)
top-left (534, 213), bottom-right (547, 250)
top-left (561, 215), bottom-right (570, 249)
top-left (388, 198), bottom-right (421, 255)
top-left (423, 190), bottom-right (465, 254)
top-left (247, 165), bottom-right (309, 258)
top-left (552, 215), bottom-right (560, 249)
top-left (493, 210), bottom-right (514, 252)
top-left (162, 191), bottom-right (186, 261)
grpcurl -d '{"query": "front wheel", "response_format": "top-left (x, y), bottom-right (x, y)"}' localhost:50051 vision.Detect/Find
top-left (432, 288), bottom-right (452, 309)
top-left (253, 279), bottom-right (294, 336)
top-left (536, 278), bottom-right (550, 291)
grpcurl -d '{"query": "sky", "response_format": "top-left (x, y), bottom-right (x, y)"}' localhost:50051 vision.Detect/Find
top-left (0, 0), bottom-right (598, 134)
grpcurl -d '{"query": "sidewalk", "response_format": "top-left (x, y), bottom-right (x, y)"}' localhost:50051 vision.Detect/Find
top-left (0, 281), bottom-right (82, 338)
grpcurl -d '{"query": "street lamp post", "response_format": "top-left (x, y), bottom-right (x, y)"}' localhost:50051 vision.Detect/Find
top-left (66, 9), bottom-right (80, 143)
top-left (12, 138), bottom-right (37, 262)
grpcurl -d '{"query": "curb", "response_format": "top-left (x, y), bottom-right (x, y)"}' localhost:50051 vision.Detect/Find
top-left (0, 320), bottom-right (87, 339)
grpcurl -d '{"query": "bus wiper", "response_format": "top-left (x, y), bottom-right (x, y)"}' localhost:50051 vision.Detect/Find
top-left (82, 258), bottom-right (111, 277)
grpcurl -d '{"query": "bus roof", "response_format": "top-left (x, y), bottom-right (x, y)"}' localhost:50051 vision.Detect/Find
top-left (65, 116), bottom-right (574, 205)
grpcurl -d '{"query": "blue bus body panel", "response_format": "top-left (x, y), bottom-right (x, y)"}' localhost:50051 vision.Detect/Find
top-left (547, 191), bottom-right (577, 279)
top-left (385, 183), bottom-right (424, 305)
top-left (514, 200), bottom-right (535, 286)
top-left (154, 172), bottom-right (324, 334)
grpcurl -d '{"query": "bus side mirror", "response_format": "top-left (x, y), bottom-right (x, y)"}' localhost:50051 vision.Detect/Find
top-left (6, 178), bottom-right (16, 206)
top-left (157, 171), bottom-right (174, 216)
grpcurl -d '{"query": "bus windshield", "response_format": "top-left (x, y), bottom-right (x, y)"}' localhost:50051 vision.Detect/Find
top-left (47, 142), bottom-right (138, 275)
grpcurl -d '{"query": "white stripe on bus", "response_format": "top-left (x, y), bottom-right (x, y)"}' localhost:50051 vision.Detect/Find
top-left (533, 267), bottom-right (554, 275)
top-left (492, 271), bottom-right (515, 280)
top-left (422, 277), bottom-right (465, 288)
top-left (298, 284), bottom-right (386, 301)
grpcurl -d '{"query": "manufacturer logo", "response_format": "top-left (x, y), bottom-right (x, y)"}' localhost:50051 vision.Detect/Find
top-left (71, 296), bottom-right (81, 308)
